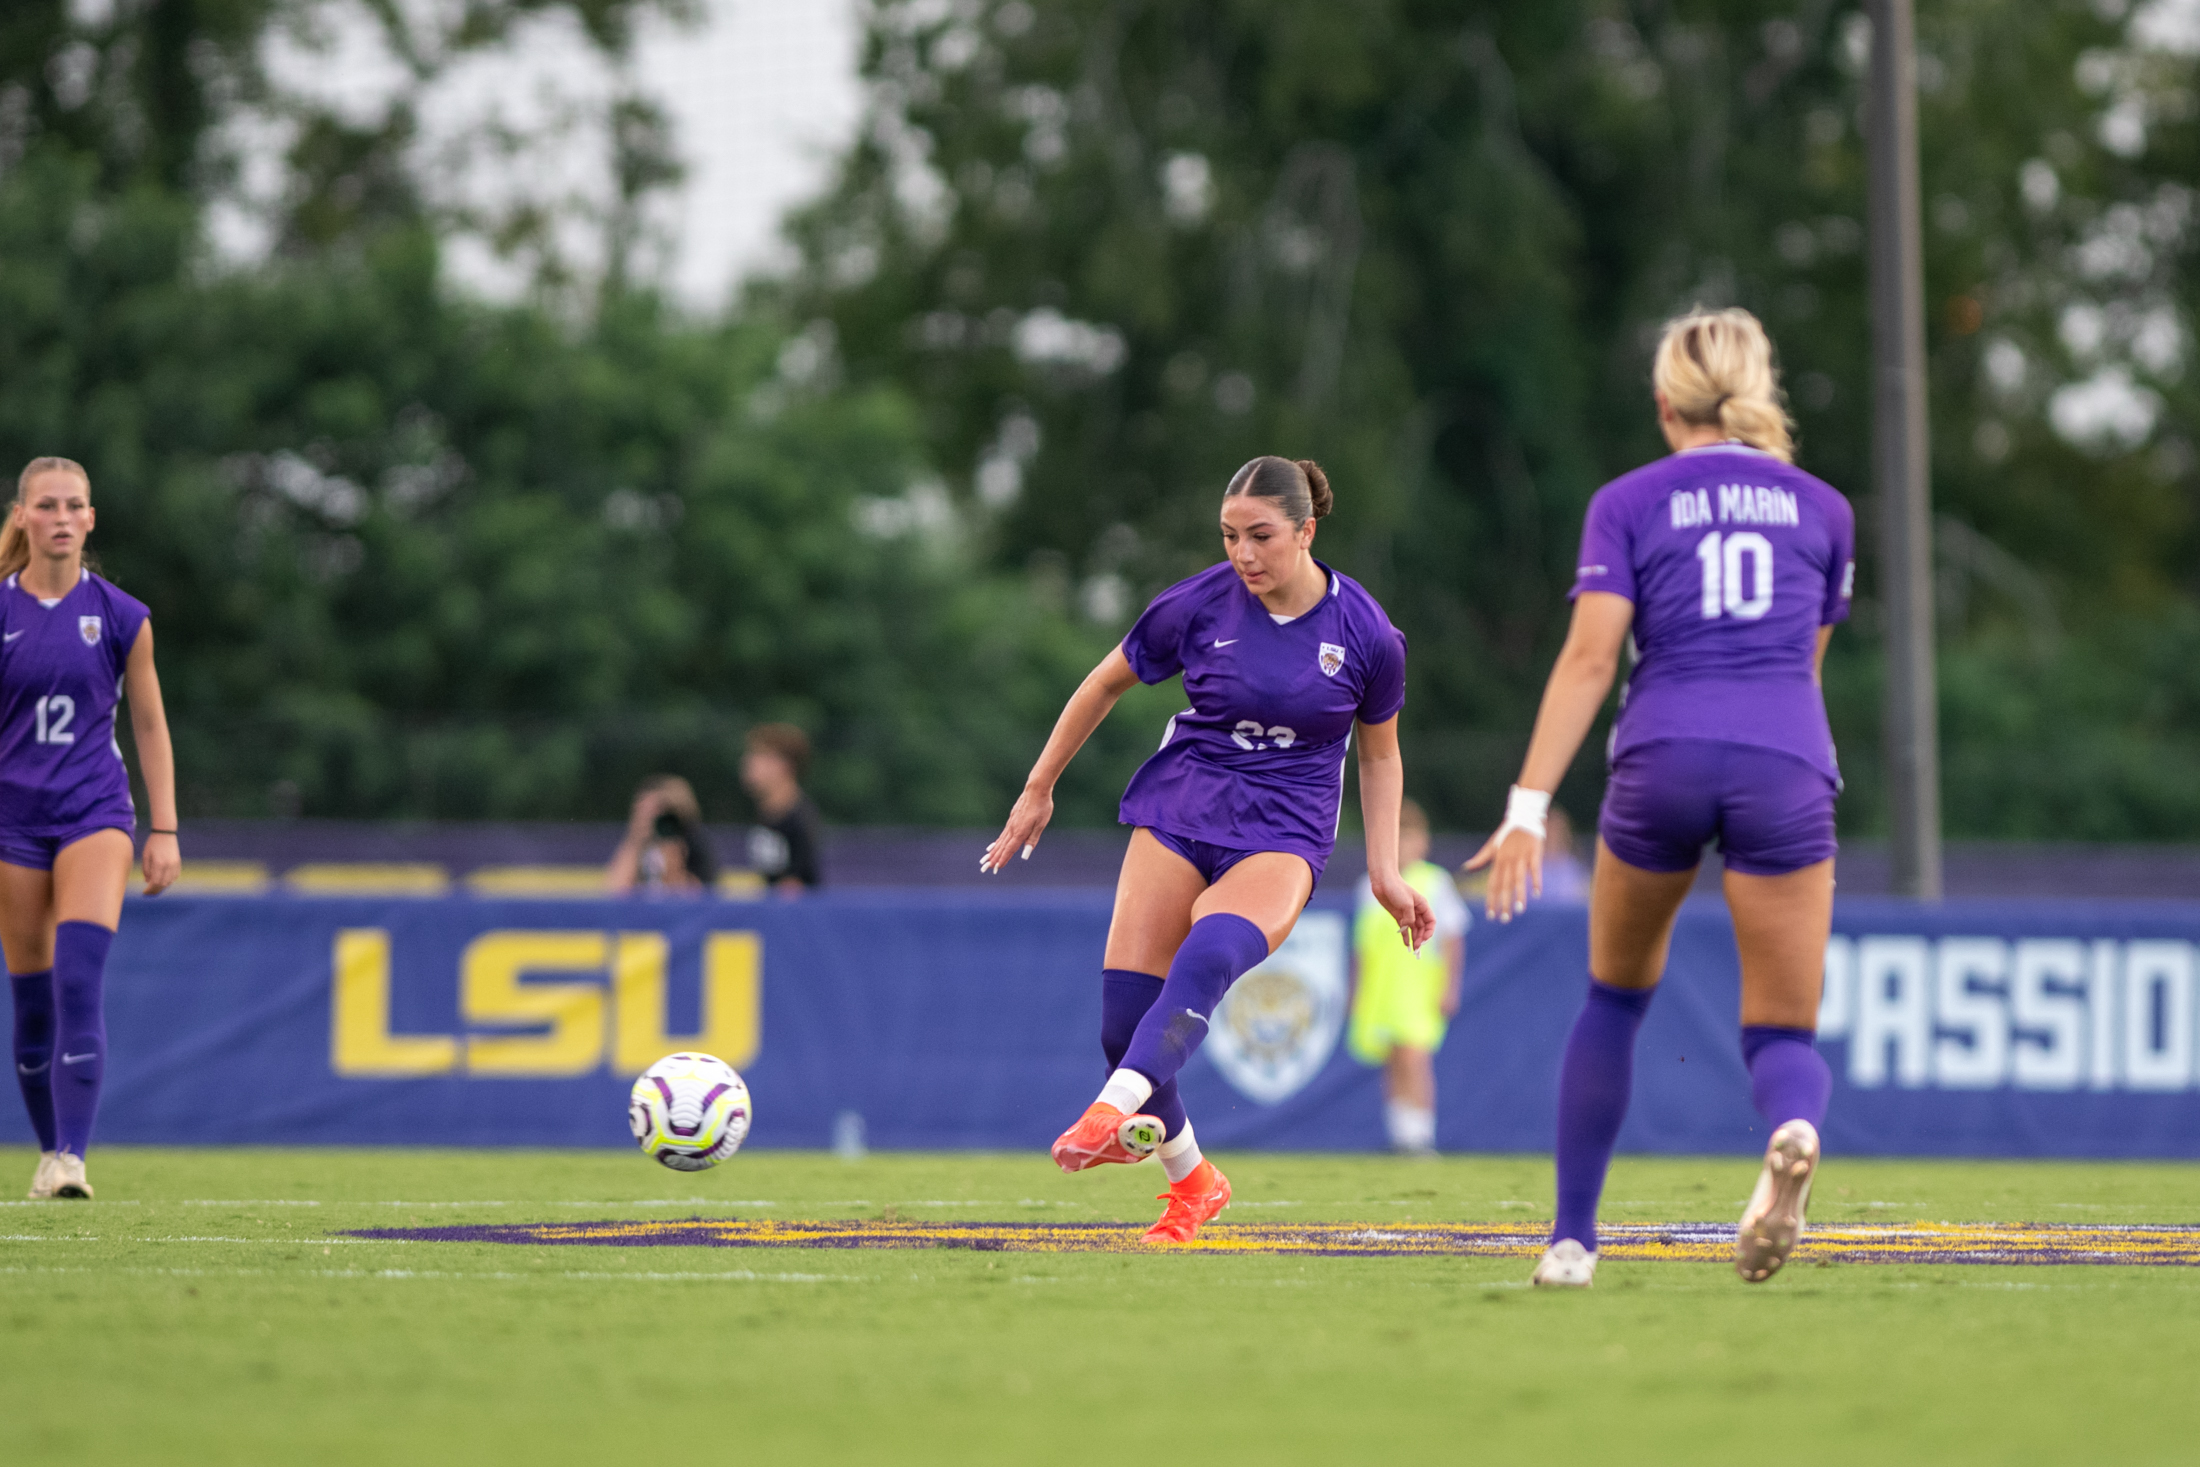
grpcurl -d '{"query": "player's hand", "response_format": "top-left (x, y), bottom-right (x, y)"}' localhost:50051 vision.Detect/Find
top-left (1369, 871), bottom-right (1436, 953)
top-left (141, 832), bottom-right (179, 896)
top-left (1463, 827), bottom-right (1543, 922)
top-left (981, 786), bottom-right (1054, 874)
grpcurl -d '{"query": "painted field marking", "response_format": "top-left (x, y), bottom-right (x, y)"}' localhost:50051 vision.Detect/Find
top-left (343, 1218), bottom-right (2200, 1266)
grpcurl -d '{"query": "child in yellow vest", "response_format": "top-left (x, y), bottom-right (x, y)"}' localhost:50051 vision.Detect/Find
top-left (1349, 799), bottom-right (1469, 1153)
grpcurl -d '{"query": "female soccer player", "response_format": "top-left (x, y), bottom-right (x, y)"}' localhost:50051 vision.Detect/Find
top-left (984, 456), bottom-right (1432, 1243)
top-left (1467, 309), bottom-right (1854, 1287)
top-left (3, 458), bottom-right (179, 1200)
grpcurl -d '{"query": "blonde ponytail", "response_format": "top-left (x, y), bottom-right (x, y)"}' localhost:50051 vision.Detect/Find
top-left (1651, 308), bottom-right (1795, 463)
top-left (3, 457), bottom-right (91, 581)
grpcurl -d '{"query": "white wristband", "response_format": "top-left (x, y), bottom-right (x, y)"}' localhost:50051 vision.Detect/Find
top-left (1494, 785), bottom-right (1551, 843)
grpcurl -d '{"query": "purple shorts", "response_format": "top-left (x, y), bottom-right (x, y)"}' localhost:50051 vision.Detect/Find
top-left (1145, 827), bottom-right (1327, 889)
top-left (0, 822), bottom-right (135, 872)
top-left (1599, 739), bottom-right (1836, 878)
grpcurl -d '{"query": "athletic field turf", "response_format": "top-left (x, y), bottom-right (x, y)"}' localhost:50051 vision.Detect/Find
top-left (6, 1149), bottom-right (2199, 1464)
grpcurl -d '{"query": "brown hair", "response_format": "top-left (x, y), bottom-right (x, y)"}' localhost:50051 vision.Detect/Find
top-left (744, 722), bottom-right (812, 776)
top-left (1, 457), bottom-right (90, 581)
top-left (1223, 456), bottom-right (1333, 527)
top-left (1651, 308), bottom-right (1796, 462)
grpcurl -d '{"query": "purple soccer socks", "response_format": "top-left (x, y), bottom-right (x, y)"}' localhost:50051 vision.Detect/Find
top-left (1551, 978), bottom-right (1657, 1252)
top-left (1120, 913), bottom-right (1269, 1089)
top-left (1100, 969), bottom-right (1187, 1138)
top-left (1741, 1024), bottom-right (1831, 1132)
top-left (52, 921), bottom-right (112, 1159)
top-left (9, 968), bottom-right (57, 1153)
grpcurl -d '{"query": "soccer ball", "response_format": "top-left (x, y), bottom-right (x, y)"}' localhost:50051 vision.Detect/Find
top-left (628, 1052), bottom-right (752, 1171)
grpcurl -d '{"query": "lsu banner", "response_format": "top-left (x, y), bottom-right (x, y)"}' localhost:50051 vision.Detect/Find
top-left (7, 892), bottom-right (2200, 1156)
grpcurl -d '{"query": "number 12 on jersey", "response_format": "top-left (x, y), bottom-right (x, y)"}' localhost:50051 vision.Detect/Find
top-left (1696, 531), bottom-right (1773, 621)
top-left (34, 694), bottom-right (75, 745)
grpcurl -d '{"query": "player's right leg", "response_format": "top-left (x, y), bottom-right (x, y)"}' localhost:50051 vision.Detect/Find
top-left (1724, 832), bottom-right (1836, 1283)
top-left (1053, 832), bottom-right (1202, 1172)
top-left (0, 854), bottom-right (58, 1198)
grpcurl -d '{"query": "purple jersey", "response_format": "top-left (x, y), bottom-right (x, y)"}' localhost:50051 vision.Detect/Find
top-left (1118, 561), bottom-right (1407, 861)
top-left (1571, 444), bottom-right (1854, 779)
top-left (0, 571), bottom-right (149, 833)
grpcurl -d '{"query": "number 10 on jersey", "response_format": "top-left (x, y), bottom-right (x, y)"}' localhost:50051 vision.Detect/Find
top-left (1696, 531), bottom-right (1773, 621)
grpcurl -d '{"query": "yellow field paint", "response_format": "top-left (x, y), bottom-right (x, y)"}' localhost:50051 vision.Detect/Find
top-left (351, 1217), bottom-right (2200, 1265)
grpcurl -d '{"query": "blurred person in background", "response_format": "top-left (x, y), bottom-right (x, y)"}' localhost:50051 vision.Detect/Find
top-left (605, 775), bottom-right (717, 894)
top-left (1349, 799), bottom-right (1469, 1154)
top-left (4, 457), bottom-right (180, 1201)
top-left (741, 723), bottom-right (821, 893)
top-left (1538, 807), bottom-right (1592, 903)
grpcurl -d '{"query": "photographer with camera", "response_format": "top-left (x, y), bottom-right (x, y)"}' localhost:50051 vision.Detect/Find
top-left (604, 775), bottom-right (719, 895)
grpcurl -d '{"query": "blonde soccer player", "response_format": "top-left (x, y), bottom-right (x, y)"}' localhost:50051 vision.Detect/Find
top-left (1469, 309), bottom-right (1855, 1287)
top-left (2, 458), bottom-right (179, 1200)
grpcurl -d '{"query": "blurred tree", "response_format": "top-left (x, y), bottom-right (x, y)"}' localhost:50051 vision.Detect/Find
top-left (0, 0), bottom-right (1155, 823)
top-left (780, 0), bottom-right (2200, 838)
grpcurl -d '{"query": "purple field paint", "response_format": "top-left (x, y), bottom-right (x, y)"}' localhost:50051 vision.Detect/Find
top-left (345, 1219), bottom-right (2200, 1265)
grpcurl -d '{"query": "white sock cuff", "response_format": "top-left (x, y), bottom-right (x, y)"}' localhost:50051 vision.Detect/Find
top-left (1098, 1068), bottom-right (1155, 1114)
top-left (1157, 1122), bottom-right (1198, 1159)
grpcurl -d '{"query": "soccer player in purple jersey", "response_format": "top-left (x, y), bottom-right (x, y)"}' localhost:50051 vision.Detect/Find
top-left (3, 458), bottom-right (180, 1200)
top-left (983, 457), bottom-right (1433, 1243)
top-left (1466, 309), bottom-right (1855, 1287)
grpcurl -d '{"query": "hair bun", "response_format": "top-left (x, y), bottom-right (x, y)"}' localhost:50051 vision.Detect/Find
top-left (1295, 459), bottom-right (1333, 519)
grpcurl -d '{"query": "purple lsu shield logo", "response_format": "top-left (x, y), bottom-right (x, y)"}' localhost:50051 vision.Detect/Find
top-left (1318, 641), bottom-right (1345, 677)
top-left (78, 616), bottom-right (100, 646)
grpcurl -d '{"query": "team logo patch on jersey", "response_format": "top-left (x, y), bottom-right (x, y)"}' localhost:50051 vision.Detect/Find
top-left (1205, 912), bottom-right (1347, 1105)
top-left (77, 616), bottom-right (100, 646)
top-left (1318, 642), bottom-right (1345, 677)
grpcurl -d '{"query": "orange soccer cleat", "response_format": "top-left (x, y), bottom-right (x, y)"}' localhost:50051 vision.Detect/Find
top-left (1051, 1102), bottom-right (1165, 1173)
top-left (1142, 1159), bottom-right (1232, 1244)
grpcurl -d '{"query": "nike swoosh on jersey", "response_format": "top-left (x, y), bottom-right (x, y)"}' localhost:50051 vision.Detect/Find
top-left (1212, 638), bottom-right (1238, 647)
top-left (61, 1052), bottom-right (98, 1065)
top-left (2, 632), bottom-right (21, 642)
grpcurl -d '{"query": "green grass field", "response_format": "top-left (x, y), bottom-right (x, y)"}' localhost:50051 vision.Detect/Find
top-left (5, 1146), bottom-right (2200, 1465)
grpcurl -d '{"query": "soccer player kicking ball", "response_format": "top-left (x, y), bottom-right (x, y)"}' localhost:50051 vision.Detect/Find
top-left (984, 457), bottom-right (1432, 1244)
top-left (1468, 309), bottom-right (1854, 1287)
top-left (3, 458), bottom-right (181, 1200)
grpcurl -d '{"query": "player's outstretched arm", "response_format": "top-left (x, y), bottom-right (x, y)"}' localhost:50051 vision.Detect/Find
top-left (1356, 715), bottom-right (1435, 952)
top-left (1465, 591), bottom-right (1633, 921)
top-left (981, 647), bottom-right (1140, 873)
top-left (123, 621), bottom-right (179, 896)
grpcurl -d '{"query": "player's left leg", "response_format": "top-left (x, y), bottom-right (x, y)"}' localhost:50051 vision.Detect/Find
top-left (44, 830), bottom-right (131, 1198)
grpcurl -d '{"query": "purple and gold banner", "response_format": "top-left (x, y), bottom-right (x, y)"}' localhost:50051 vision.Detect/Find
top-left (5, 891), bottom-right (2200, 1155)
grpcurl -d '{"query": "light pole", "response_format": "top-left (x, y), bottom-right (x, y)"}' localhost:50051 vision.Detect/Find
top-left (1867, 0), bottom-right (1942, 898)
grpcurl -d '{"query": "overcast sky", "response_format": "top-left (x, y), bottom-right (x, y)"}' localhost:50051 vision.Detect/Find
top-left (634, 0), bottom-right (862, 304)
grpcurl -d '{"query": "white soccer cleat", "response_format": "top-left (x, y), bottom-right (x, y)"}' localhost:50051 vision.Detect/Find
top-left (1736, 1118), bottom-right (1820, 1283)
top-left (1531, 1237), bottom-right (1598, 1287)
top-left (50, 1152), bottom-right (92, 1200)
top-left (27, 1151), bottom-right (60, 1200)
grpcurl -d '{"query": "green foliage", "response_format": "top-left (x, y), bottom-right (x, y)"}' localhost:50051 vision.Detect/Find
top-left (0, 147), bottom-right (1129, 821)
top-left (783, 0), bottom-right (2200, 837)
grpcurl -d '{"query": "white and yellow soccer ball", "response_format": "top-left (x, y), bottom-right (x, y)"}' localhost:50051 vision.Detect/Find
top-left (628, 1052), bottom-right (752, 1171)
